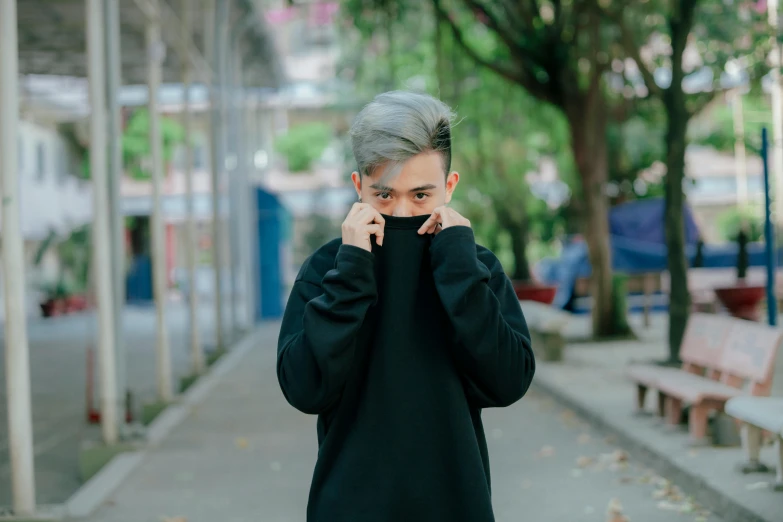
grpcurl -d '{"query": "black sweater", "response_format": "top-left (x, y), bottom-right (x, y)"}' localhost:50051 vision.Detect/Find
top-left (277, 214), bottom-right (535, 522)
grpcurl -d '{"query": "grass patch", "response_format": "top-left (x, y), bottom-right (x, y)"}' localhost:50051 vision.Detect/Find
top-left (141, 400), bottom-right (169, 426)
top-left (206, 348), bottom-right (227, 367)
top-left (78, 442), bottom-right (136, 483)
top-left (179, 373), bottom-right (200, 393)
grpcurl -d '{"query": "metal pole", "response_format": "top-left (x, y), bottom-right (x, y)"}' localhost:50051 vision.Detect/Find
top-left (180, 0), bottom-right (205, 374)
top-left (227, 47), bottom-right (241, 333)
top-left (147, 0), bottom-right (173, 402)
top-left (87, 0), bottom-right (119, 445)
top-left (103, 0), bottom-right (128, 434)
top-left (0, 0), bottom-right (37, 513)
top-left (763, 128), bottom-right (778, 326)
top-left (211, 0), bottom-right (228, 348)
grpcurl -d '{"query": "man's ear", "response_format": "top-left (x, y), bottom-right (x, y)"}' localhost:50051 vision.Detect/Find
top-left (351, 171), bottom-right (362, 200)
top-left (444, 171), bottom-right (460, 204)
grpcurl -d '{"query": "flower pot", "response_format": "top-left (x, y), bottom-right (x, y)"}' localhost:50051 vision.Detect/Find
top-left (40, 299), bottom-right (57, 318)
top-left (713, 284), bottom-right (766, 321)
top-left (512, 282), bottom-right (558, 305)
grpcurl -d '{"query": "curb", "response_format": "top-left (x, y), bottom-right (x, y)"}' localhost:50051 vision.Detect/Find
top-left (60, 329), bottom-right (259, 520)
top-left (531, 374), bottom-right (774, 522)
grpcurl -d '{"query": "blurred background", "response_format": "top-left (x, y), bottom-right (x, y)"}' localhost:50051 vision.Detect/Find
top-left (2, 0), bottom-right (783, 521)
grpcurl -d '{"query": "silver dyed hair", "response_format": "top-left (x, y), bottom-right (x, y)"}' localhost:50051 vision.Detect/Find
top-left (350, 91), bottom-right (455, 181)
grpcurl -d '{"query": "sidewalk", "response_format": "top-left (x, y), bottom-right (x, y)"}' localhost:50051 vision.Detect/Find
top-left (532, 313), bottom-right (783, 522)
top-left (75, 321), bottom-right (313, 522)
top-left (75, 315), bottom-right (734, 522)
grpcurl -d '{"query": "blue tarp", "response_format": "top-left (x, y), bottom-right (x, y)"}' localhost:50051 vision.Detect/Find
top-left (535, 198), bottom-right (781, 309)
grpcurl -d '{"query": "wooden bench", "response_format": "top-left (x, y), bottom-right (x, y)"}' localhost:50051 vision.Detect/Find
top-left (725, 396), bottom-right (783, 491)
top-left (627, 313), bottom-right (732, 417)
top-left (520, 300), bottom-right (572, 362)
top-left (656, 321), bottom-right (783, 445)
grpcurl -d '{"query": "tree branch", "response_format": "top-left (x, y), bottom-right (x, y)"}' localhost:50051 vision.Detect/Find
top-left (432, 0), bottom-right (556, 104)
top-left (603, 9), bottom-right (662, 100)
top-left (464, 0), bottom-right (526, 57)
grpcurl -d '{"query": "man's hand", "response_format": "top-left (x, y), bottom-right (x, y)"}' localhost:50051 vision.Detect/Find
top-left (342, 203), bottom-right (385, 252)
top-left (417, 206), bottom-right (471, 235)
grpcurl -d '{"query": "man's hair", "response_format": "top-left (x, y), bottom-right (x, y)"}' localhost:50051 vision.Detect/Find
top-left (349, 91), bottom-right (454, 180)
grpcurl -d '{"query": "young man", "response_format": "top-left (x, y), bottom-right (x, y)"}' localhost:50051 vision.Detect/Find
top-left (277, 91), bottom-right (535, 522)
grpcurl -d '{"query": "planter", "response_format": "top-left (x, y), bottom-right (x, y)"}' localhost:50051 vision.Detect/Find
top-left (512, 282), bottom-right (558, 305)
top-left (65, 294), bottom-right (88, 312)
top-left (713, 284), bottom-right (766, 321)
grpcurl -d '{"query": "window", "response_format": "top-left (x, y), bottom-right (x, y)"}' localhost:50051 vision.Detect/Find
top-left (36, 142), bottom-right (46, 181)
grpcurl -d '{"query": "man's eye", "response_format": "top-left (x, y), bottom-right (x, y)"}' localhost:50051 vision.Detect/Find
top-left (376, 192), bottom-right (391, 200)
top-left (415, 193), bottom-right (429, 200)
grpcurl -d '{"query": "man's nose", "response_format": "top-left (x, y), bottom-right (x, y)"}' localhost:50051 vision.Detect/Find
top-left (391, 204), bottom-right (413, 217)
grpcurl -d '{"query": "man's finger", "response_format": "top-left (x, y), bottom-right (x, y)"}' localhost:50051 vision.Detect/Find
top-left (418, 209), bottom-right (442, 234)
top-left (365, 223), bottom-right (384, 246)
top-left (348, 202), bottom-right (367, 217)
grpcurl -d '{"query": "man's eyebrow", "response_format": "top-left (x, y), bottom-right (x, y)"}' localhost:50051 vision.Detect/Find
top-left (409, 184), bottom-right (437, 192)
top-left (369, 183), bottom-right (393, 191)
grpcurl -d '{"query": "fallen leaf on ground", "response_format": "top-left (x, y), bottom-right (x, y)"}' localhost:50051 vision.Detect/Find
top-left (235, 437), bottom-right (249, 449)
top-left (606, 498), bottom-right (629, 522)
top-left (535, 445), bottom-right (555, 458)
top-left (576, 456), bottom-right (594, 468)
top-left (613, 449), bottom-right (629, 463)
top-left (161, 517), bottom-right (187, 522)
top-left (618, 476), bottom-right (634, 484)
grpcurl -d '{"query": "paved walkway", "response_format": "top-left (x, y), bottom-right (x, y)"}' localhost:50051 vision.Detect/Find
top-left (81, 319), bottom-right (723, 522)
top-left (0, 301), bottom-right (232, 506)
top-left (534, 312), bottom-right (783, 522)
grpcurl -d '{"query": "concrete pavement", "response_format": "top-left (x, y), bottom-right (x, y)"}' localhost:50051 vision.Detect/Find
top-left (0, 301), bottom-right (229, 507)
top-left (533, 312), bottom-right (783, 522)
top-left (80, 319), bottom-right (723, 522)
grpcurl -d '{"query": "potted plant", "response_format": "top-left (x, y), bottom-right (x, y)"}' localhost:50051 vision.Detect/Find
top-left (714, 223), bottom-right (765, 321)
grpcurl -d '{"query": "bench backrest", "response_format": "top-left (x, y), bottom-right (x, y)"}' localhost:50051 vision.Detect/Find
top-left (680, 313), bottom-right (733, 372)
top-left (718, 321), bottom-right (783, 395)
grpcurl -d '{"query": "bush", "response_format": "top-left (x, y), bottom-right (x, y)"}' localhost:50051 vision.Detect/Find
top-left (274, 123), bottom-right (333, 172)
top-left (717, 206), bottom-right (764, 243)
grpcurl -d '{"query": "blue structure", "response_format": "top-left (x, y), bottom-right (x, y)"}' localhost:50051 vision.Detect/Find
top-left (125, 254), bottom-right (153, 304)
top-left (536, 197), bottom-right (783, 310)
top-left (255, 187), bottom-right (287, 320)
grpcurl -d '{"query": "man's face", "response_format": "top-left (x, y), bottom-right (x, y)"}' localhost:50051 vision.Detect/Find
top-left (351, 151), bottom-right (460, 217)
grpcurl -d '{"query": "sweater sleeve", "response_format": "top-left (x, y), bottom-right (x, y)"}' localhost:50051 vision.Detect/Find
top-left (277, 244), bottom-right (377, 415)
top-left (430, 226), bottom-right (535, 408)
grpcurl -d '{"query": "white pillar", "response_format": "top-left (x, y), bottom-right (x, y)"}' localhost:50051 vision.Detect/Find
top-left (103, 0), bottom-right (127, 435)
top-left (180, 0), bottom-right (204, 375)
top-left (768, 0), bottom-right (783, 221)
top-left (209, 0), bottom-right (227, 349)
top-left (0, 0), bottom-right (37, 513)
top-left (147, 0), bottom-right (173, 402)
top-left (87, 0), bottom-right (119, 445)
top-left (732, 90), bottom-right (748, 207)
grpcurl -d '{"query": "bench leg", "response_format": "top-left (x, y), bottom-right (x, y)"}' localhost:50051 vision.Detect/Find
top-left (656, 391), bottom-right (666, 418)
top-left (687, 404), bottom-right (710, 446)
top-left (737, 423), bottom-right (773, 474)
top-left (634, 384), bottom-right (649, 415)
top-left (665, 396), bottom-right (682, 426)
top-left (775, 436), bottom-right (783, 492)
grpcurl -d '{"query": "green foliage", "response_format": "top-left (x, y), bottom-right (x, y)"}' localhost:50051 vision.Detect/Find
top-left (80, 108), bottom-right (185, 180)
top-left (716, 205), bottom-right (764, 243)
top-left (690, 92), bottom-right (772, 156)
top-left (274, 123), bottom-right (333, 173)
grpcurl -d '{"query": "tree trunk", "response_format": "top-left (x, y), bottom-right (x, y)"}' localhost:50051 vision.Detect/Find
top-left (663, 2), bottom-right (696, 362)
top-left (498, 212), bottom-right (531, 282)
top-left (566, 96), bottom-right (629, 337)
